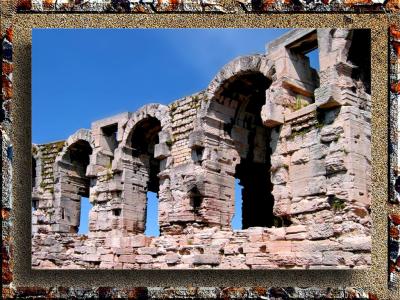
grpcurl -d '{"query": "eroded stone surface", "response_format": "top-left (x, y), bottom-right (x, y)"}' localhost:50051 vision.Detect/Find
top-left (32, 29), bottom-right (371, 270)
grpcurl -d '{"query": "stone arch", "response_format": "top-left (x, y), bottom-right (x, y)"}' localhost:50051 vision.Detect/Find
top-left (55, 129), bottom-right (94, 160)
top-left (122, 103), bottom-right (170, 148)
top-left (117, 104), bottom-right (170, 235)
top-left (204, 55), bottom-right (275, 113)
top-left (53, 129), bottom-right (94, 233)
top-left (129, 116), bottom-right (162, 193)
top-left (194, 56), bottom-right (284, 229)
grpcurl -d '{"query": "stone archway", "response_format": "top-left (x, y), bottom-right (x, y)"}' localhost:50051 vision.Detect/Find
top-left (53, 129), bottom-right (94, 233)
top-left (117, 104), bottom-right (170, 234)
top-left (192, 55), bottom-right (285, 229)
top-left (222, 72), bottom-right (275, 228)
top-left (122, 103), bottom-right (170, 148)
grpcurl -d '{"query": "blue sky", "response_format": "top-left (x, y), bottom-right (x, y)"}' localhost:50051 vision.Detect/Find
top-left (33, 28), bottom-right (318, 235)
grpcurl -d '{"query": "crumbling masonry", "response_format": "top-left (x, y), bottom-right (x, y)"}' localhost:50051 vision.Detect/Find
top-left (32, 29), bottom-right (372, 269)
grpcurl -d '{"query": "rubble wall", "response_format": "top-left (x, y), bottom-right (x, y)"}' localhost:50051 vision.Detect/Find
top-left (32, 28), bottom-right (372, 269)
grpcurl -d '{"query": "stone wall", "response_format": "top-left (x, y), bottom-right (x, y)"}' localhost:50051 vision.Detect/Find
top-left (32, 28), bottom-right (372, 269)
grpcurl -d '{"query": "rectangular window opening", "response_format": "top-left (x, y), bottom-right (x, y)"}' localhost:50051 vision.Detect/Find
top-left (232, 178), bottom-right (243, 230)
top-left (305, 47), bottom-right (320, 72)
top-left (78, 197), bottom-right (93, 235)
top-left (286, 31), bottom-right (320, 103)
top-left (145, 191), bottom-right (160, 237)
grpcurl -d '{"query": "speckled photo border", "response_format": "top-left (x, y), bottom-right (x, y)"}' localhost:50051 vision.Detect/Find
top-left (389, 214), bottom-right (400, 290)
top-left (389, 25), bottom-right (400, 204)
top-left (11, 0), bottom-right (400, 13)
top-left (389, 23), bottom-right (400, 292)
top-left (1, 2), bottom-right (399, 299)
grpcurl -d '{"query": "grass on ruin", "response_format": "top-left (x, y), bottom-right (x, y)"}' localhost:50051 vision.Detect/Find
top-left (328, 196), bottom-right (346, 212)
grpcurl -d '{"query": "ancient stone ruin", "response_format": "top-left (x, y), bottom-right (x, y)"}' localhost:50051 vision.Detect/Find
top-left (32, 29), bottom-right (372, 269)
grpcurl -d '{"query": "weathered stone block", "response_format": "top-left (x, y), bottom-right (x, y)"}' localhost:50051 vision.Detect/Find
top-left (290, 176), bottom-right (327, 198)
top-left (118, 254), bottom-right (136, 264)
top-left (165, 253), bottom-right (180, 264)
top-left (295, 252), bottom-right (323, 266)
top-left (154, 143), bottom-right (171, 160)
top-left (290, 197), bottom-right (329, 215)
top-left (308, 223), bottom-right (334, 240)
top-left (325, 153), bottom-right (347, 174)
top-left (137, 247), bottom-right (158, 256)
top-left (322, 251), bottom-right (353, 266)
top-left (285, 104), bottom-right (317, 123)
top-left (285, 232), bottom-right (308, 240)
top-left (101, 254), bottom-right (115, 262)
top-left (136, 255), bottom-right (153, 264)
top-left (128, 235), bottom-right (147, 248)
top-left (83, 253), bottom-right (100, 262)
top-left (271, 167), bottom-right (288, 185)
top-left (340, 236), bottom-right (371, 252)
top-left (315, 85), bottom-right (342, 109)
top-left (261, 102), bottom-right (284, 127)
top-left (286, 225), bottom-right (307, 234)
top-left (320, 125), bottom-right (344, 143)
top-left (193, 254), bottom-right (220, 265)
top-left (291, 148), bottom-right (310, 165)
top-left (264, 241), bottom-right (293, 253)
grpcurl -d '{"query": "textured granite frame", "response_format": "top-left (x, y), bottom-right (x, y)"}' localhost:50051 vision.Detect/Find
top-left (12, 0), bottom-right (400, 13)
top-left (389, 24), bottom-right (400, 292)
top-left (389, 25), bottom-right (400, 205)
top-left (1, 2), bottom-right (399, 299)
top-left (389, 214), bottom-right (400, 290)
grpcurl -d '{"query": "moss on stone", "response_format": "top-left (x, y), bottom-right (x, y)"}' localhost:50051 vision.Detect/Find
top-left (54, 141), bottom-right (65, 153)
top-left (105, 169), bottom-right (113, 181)
top-left (170, 103), bottom-right (178, 112)
top-left (166, 139), bottom-right (173, 147)
top-left (328, 196), bottom-right (346, 212)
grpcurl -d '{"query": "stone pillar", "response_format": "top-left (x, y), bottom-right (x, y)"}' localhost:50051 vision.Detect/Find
top-left (31, 141), bottom-right (68, 233)
top-left (314, 29), bottom-right (355, 108)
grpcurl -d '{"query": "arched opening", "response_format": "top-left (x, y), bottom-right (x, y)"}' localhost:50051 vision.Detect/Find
top-left (214, 71), bottom-right (278, 229)
top-left (58, 140), bottom-right (92, 233)
top-left (130, 117), bottom-right (161, 236)
top-left (347, 29), bottom-right (371, 95)
top-left (66, 140), bottom-right (92, 197)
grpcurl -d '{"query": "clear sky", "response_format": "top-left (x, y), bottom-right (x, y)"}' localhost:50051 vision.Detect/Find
top-left (33, 28), bottom-right (318, 235)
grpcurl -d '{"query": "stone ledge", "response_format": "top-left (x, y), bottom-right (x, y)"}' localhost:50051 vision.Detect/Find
top-left (285, 103), bottom-right (317, 123)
